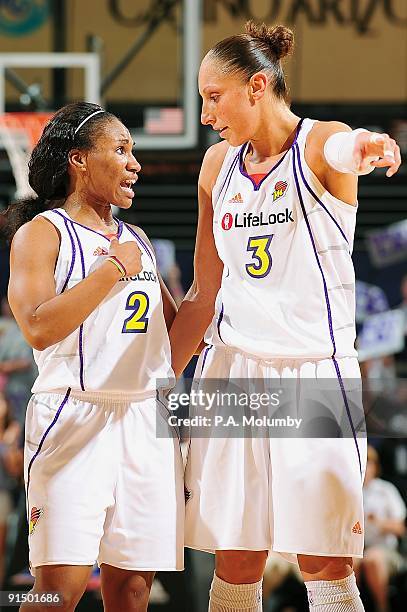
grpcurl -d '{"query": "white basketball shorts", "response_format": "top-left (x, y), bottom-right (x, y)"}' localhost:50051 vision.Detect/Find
top-left (185, 346), bottom-right (366, 561)
top-left (25, 390), bottom-right (184, 572)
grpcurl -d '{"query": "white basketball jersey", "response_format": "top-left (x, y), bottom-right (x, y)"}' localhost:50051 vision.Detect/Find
top-left (205, 118), bottom-right (358, 359)
top-left (32, 208), bottom-right (173, 395)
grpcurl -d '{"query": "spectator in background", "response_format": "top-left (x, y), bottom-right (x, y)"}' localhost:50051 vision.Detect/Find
top-left (0, 391), bottom-right (23, 586)
top-left (354, 445), bottom-right (406, 612)
top-left (0, 297), bottom-right (36, 426)
top-left (399, 275), bottom-right (407, 333)
top-left (355, 281), bottom-right (389, 327)
top-left (152, 239), bottom-right (184, 306)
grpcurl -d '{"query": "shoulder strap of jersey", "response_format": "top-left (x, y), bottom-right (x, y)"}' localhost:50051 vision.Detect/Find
top-left (34, 208), bottom-right (70, 233)
top-left (212, 144), bottom-right (242, 209)
top-left (122, 223), bottom-right (156, 268)
top-left (295, 118), bottom-right (317, 152)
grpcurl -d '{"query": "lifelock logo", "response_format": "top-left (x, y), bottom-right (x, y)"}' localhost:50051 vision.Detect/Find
top-left (221, 208), bottom-right (295, 230)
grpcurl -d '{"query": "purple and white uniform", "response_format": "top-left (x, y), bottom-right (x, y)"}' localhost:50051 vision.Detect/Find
top-left (32, 208), bottom-right (173, 395)
top-left (25, 208), bottom-right (183, 573)
top-left (185, 119), bottom-right (367, 561)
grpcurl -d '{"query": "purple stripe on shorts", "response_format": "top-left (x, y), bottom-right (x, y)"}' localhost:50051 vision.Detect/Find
top-left (293, 145), bottom-right (362, 474)
top-left (69, 222), bottom-right (86, 390)
top-left (124, 223), bottom-right (155, 265)
top-left (332, 357), bottom-right (362, 476)
top-left (78, 325), bottom-right (85, 391)
top-left (60, 219), bottom-right (76, 293)
top-left (217, 303), bottom-right (225, 344)
top-left (295, 146), bottom-right (350, 247)
top-left (27, 388), bottom-right (71, 490)
top-left (200, 344), bottom-right (213, 375)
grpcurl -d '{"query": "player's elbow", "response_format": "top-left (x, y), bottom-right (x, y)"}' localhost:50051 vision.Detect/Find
top-left (23, 318), bottom-right (56, 351)
top-left (27, 331), bottom-right (51, 351)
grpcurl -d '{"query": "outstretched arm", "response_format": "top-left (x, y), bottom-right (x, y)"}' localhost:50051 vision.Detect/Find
top-left (306, 121), bottom-right (402, 205)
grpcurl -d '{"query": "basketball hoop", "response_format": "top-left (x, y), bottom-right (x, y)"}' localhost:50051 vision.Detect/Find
top-left (0, 112), bottom-right (53, 199)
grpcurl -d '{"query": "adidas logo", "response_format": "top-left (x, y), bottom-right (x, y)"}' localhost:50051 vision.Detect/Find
top-left (93, 246), bottom-right (108, 256)
top-left (352, 521), bottom-right (363, 534)
top-left (228, 192), bottom-right (243, 204)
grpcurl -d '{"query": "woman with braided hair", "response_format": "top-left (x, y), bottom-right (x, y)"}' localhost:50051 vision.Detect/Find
top-left (169, 21), bottom-right (401, 612)
top-left (5, 102), bottom-right (183, 612)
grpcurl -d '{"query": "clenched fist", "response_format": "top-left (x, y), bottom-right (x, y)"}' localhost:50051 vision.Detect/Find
top-left (109, 238), bottom-right (143, 277)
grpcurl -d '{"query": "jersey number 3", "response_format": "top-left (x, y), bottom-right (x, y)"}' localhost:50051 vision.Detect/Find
top-left (246, 235), bottom-right (273, 278)
top-left (122, 291), bottom-right (149, 333)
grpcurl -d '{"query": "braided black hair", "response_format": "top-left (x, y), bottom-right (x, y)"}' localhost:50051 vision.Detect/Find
top-left (2, 102), bottom-right (116, 239)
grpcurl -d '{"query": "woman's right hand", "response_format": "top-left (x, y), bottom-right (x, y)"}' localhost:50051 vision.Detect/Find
top-left (109, 238), bottom-right (143, 277)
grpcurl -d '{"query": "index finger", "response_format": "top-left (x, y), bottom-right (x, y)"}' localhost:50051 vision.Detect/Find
top-left (386, 144), bottom-right (402, 177)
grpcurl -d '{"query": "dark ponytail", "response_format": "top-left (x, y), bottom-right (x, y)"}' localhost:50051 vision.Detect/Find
top-left (2, 102), bottom-right (116, 240)
top-left (208, 21), bottom-right (294, 100)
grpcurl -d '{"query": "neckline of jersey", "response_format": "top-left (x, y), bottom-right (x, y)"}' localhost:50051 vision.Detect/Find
top-left (53, 208), bottom-right (123, 242)
top-left (239, 118), bottom-right (304, 192)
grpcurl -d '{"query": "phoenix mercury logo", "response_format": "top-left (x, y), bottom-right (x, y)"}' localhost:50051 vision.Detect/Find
top-left (273, 180), bottom-right (288, 202)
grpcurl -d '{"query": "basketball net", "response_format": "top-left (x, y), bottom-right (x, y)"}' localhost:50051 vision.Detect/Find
top-left (0, 112), bottom-right (52, 199)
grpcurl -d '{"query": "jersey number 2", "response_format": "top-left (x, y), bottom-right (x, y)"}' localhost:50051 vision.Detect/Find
top-left (246, 235), bottom-right (274, 278)
top-left (122, 291), bottom-right (149, 333)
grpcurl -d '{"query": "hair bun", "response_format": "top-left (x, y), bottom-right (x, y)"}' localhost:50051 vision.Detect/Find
top-left (245, 21), bottom-right (294, 60)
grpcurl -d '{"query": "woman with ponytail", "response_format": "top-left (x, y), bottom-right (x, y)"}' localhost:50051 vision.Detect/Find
top-left (169, 21), bottom-right (401, 612)
top-left (7, 102), bottom-right (183, 611)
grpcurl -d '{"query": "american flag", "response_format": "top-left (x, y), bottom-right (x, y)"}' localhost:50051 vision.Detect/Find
top-left (144, 107), bottom-right (184, 134)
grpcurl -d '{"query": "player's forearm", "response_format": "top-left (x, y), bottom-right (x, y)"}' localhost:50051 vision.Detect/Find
top-left (170, 292), bottom-right (215, 377)
top-left (26, 261), bottom-right (121, 350)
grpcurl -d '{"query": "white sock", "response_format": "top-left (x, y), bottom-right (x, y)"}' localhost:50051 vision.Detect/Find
top-left (208, 573), bottom-right (263, 611)
top-left (304, 573), bottom-right (365, 612)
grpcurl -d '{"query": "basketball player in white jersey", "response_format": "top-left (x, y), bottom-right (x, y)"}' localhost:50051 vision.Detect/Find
top-left (6, 102), bottom-right (184, 612)
top-left (169, 22), bottom-right (401, 612)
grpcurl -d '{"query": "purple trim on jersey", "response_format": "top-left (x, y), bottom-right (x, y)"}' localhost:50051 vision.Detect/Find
top-left (292, 146), bottom-right (362, 476)
top-left (60, 218), bottom-right (76, 293)
top-left (124, 223), bottom-right (155, 265)
top-left (115, 218), bottom-right (124, 239)
top-left (219, 152), bottom-right (240, 205)
top-left (239, 118), bottom-right (304, 192)
top-left (53, 209), bottom-right (119, 242)
top-left (292, 146), bottom-right (336, 356)
top-left (27, 388), bottom-right (71, 491)
top-left (295, 145), bottom-right (350, 247)
top-left (239, 144), bottom-right (289, 191)
top-left (69, 222), bottom-right (86, 391)
top-left (217, 303), bottom-right (225, 344)
top-left (200, 344), bottom-right (213, 375)
top-left (69, 222), bottom-right (86, 278)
